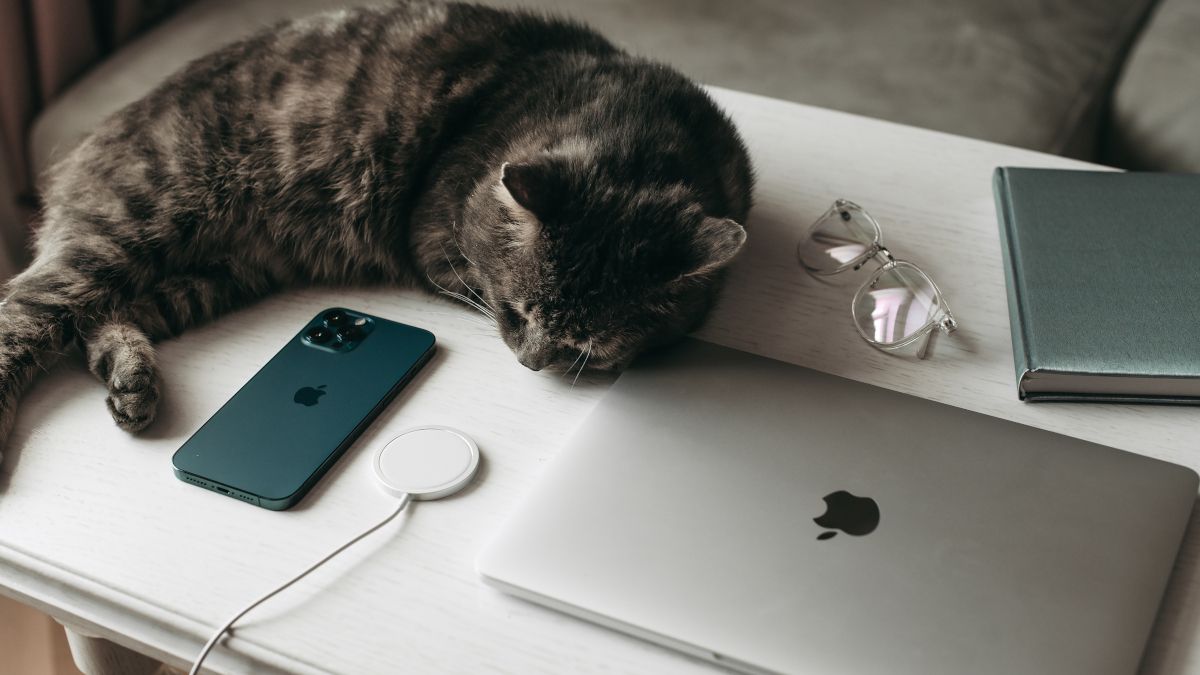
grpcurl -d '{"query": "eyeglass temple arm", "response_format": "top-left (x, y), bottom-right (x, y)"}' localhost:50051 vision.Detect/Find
top-left (916, 312), bottom-right (958, 360)
top-left (916, 327), bottom-right (934, 360)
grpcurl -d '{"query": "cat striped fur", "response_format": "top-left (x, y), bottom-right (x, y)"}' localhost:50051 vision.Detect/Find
top-left (0, 2), bottom-right (753, 463)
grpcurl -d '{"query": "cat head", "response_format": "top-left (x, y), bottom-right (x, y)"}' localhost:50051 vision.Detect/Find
top-left (457, 149), bottom-right (749, 372)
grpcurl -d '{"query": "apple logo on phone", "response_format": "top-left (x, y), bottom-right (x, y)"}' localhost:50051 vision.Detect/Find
top-left (814, 490), bottom-right (879, 540)
top-left (294, 384), bottom-right (327, 407)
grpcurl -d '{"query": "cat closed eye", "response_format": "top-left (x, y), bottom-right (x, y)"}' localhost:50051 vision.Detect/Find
top-left (502, 303), bottom-right (528, 328)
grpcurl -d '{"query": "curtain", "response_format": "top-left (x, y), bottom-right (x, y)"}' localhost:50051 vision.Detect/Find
top-left (0, 0), bottom-right (186, 274)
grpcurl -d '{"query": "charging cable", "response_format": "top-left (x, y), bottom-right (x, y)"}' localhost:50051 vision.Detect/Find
top-left (189, 426), bottom-right (480, 675)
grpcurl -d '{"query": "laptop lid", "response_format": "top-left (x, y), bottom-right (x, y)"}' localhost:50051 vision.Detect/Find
top-left (477, 339), bottom-right (1197, 675)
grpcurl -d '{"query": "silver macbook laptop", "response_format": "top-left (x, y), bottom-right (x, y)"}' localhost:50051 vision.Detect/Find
top-left (477, 339), bottom-right (1197, 675)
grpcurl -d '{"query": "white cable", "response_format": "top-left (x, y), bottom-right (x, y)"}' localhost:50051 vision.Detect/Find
top-left (187, 425), bottom-right (480, 674)
top-left (189, 493), bottom-right (412, 675)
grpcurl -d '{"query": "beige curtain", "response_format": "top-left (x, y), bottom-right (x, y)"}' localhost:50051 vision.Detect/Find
top-left (0, 0), bottom-right (186, 275)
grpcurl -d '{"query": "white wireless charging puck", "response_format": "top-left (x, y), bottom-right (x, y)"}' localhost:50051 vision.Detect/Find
top-left (373, 426), bottom-right (480, 500)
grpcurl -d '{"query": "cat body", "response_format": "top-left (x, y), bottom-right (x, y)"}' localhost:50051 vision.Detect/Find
top-left (0, 2), bottom-right (753, 460)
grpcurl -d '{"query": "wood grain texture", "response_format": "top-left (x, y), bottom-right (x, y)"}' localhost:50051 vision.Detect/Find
top-left (0, 87), bottom-right (1197, 674)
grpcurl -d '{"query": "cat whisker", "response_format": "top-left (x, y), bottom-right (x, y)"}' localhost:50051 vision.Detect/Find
top-left (423, 309), bottom-right (495, 333)
top-left (572, 342), bottom-right (593, 387)
top-left (440, 243), bottom-right (496, 313)
top-left (426, 272), bottom-right (496, 323)
top-left (449, 222), bottom-right (481, 268)
top-left (449, 313), bottom-right (493, 330)
top-left (425, 272), bottom-right (490, 317)
top-left (562, 347), bottom-right (587, 381)
top-left (439, 289), bottom-right (496, 322)
top-left (421, 309), bottom-right (493, 328)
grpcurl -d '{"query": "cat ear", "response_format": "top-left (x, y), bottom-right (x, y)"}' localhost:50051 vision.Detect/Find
top-left (683, 217), bottom-right (747, 278)
top-left (499, 161), bottom-right (561, 220)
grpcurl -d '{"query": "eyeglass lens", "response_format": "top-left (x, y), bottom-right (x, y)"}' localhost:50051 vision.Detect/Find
top-left (852, 262), bottom-right (942, 346)
top-left (796, 204), bottom-right (879, 272)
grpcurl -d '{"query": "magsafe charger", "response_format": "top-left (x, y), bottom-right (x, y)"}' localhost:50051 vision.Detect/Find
top-left (373, 425), bottom-right (480, 500)
top-left (191, 425), bottom-right (482, 675)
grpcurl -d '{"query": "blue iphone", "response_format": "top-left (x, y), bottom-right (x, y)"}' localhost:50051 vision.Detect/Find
top-left (172, 308), bottom-right (436, 510)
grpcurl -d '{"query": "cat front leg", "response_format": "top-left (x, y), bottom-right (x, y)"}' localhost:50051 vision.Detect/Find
top-left (77, 268), bottom-right (277, 433)
top-left (80, 318), bottom-right (160, 432)
top-left (0, 257), bottom-right (86, 462)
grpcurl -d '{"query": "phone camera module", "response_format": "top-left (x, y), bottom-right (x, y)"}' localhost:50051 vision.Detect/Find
top-left (306, 326), bottom-right (334, 344)
top-left (323, 310), bottom-right (349, 328)
top-left (336, 325), bottom-right (365, 343)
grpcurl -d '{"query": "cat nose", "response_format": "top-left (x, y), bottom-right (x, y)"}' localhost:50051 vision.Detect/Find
top-left (517, 349), bottom-right (552, 371)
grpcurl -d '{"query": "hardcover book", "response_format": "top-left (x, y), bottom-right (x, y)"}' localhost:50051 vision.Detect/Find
top-left (993, 167), bottom-right (1200, 403)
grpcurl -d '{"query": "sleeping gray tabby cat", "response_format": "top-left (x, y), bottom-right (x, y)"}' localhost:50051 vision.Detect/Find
top-left (0, 2), bottom-right (753, 463)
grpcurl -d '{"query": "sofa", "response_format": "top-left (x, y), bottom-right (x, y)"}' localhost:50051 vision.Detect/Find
top-left (2, 0), bottom-right (1199, 273)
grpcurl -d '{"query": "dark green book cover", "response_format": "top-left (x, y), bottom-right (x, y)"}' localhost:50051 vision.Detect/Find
top-left (993, 167), bottom-right (1200, 403)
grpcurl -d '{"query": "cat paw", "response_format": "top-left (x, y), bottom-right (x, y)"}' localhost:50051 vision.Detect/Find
top-left (84, 321), bottom-right (161, 433)
top-left (105, 367), bottom-right (159, 432)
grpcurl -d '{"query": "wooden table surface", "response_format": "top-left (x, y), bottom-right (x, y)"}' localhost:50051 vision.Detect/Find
top-left (0, 87), bottom-right (1196, 675)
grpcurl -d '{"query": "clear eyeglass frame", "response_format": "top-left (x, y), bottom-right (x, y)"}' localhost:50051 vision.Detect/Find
top-left (796, 199), bottom-right (959, 359)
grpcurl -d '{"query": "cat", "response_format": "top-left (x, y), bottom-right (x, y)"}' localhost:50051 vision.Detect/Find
top-left (0, 1), bottom-right (753, 464)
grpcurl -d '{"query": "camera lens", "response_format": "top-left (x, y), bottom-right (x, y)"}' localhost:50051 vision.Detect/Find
top-left (324, 310), bottom-right (349, 328)
top-left (306, 326), bottom-right (333, 344)
top-left (336, 325), bottom-right (364, 343)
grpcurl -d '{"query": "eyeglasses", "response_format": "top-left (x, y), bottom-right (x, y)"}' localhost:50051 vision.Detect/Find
top-left (796, 199), bottom-right (958, 359)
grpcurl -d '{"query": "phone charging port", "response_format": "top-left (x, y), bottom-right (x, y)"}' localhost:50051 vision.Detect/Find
top-left (216, 487), bottom-right (230, 494)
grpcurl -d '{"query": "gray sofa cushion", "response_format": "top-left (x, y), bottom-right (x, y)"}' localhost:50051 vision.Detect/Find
top-left (31, 0), bottom-right (1157, 185)
top-left (1103, 0), bottom-right (1200, 171)
top-left (485, 0), bottom-right (1156, 161)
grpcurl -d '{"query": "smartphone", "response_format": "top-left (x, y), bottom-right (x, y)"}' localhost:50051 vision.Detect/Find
top-left (172, 307), bottom-right (436, 510)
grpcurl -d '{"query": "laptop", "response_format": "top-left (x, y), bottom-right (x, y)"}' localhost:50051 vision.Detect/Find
top-left (477, 339), bottom-right (1197, 675)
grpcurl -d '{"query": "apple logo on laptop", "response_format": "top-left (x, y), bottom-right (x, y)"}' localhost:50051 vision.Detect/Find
top-left (293, 384), bottom-right (327, 407)
top-left (814, 490), bottom-right (879, 540)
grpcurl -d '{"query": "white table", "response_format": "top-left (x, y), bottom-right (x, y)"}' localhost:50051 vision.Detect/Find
top-left (0, 87), bottom-right (1196, 675)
